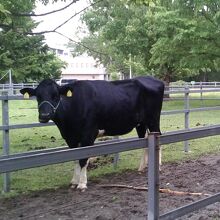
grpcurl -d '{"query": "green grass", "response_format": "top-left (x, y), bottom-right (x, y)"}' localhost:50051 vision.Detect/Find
top-left (1, 93), bottom-right (220, 197)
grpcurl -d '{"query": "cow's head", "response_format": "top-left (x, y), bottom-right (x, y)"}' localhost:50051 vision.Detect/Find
top-left (20, 79), bottom-right (73, 123)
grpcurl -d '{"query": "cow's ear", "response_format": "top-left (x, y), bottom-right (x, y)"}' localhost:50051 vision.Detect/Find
top-left (59, 85), bottom-right (73, 97)
top-left (20, 88), bottom-right (36, 99)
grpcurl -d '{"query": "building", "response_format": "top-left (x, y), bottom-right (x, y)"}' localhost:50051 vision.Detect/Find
top-left (50, 44), bottom-right (108, 81)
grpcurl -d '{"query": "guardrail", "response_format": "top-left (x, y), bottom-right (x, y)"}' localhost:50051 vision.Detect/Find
top-left (1, 88), bottom-right (220, 192)
top-left (1, 126), bottom-right (220, 219)
top-left (148, 126), bottom-right (220, 219)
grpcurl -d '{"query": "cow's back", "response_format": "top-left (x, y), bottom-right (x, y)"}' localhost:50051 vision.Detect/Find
top-left (84, 80), bottom-right (141, 135)
top-left (63, 77), bottom-right (164, 136)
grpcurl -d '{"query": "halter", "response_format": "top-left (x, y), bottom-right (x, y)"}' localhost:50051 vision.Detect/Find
top-left (38, 99), bottom-right (61, 113)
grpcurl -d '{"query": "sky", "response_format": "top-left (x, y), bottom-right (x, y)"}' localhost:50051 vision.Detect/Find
top-left (34, 0), bottom-right (89, 47)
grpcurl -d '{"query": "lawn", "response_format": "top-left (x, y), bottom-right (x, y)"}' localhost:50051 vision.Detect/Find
top-left (0, 91), bottom-right (220, 197)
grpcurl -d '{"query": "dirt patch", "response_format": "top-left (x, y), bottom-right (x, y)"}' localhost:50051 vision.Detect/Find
top-left (0, 154), bottom-right (220, 220)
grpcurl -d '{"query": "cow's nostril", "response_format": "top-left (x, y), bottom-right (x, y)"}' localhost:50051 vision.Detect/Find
top-left (41, 113), bottom-right (50, 117)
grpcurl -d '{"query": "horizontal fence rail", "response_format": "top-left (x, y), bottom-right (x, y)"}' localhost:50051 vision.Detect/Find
top-left (1, 86), bottom-right (220, 132)
top-left (1, 126), bottom-right (220, 220)
top-left (160, 192), bottom-right (220, 220)
top-left (0, 137), bottom-right (146, 173)
top-left (1, 87), bottom-right (220, 192)
top-left (0, 82), bottom-right (220, 95)
top-left (1, 125), bottom-right (220, 174)
top-left (1, 85), bottom-right (220, 219)
top-left (159, 125), bottom-right (220, 145)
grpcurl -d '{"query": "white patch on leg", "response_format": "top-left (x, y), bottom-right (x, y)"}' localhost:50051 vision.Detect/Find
top-left (97, 129), bottom-right (105, 138)
top-left (77, 159), bottom-right (89, 191)
top-left (138, 131), bottom-right (149, 172)
top-left (138, 148), bottom-right (148, 172)
top-left (71, 161), bottom-right (81, 188)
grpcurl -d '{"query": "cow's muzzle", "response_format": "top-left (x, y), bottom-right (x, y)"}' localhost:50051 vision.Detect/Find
top-left (39, 113), bottom-right (50, 123)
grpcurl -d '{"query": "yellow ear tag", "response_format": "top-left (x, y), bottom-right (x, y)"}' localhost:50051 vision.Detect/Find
top-left (67, 90), bottom-right (72, 97)
top-left (24, 92), bottom-right (30, 99)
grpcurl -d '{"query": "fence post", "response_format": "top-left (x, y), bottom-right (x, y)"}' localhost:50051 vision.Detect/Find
top-left (200, 82), bottom-right (204, 107)
top-left (2, 97), bottom-right (10, 192)
top-left (184, 87), bottom-right (190, 152)
top-left (147, 132), bottom-right (160, 220)
top-left (8, 69), bottom-right (13, 96)
top-left (113, 136), bottom-right (120, 169)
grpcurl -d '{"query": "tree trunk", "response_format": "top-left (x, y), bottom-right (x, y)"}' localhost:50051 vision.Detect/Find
top-left (163, 73), bottom-right (170, 98)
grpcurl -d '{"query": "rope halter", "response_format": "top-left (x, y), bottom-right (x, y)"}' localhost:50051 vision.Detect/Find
top-left (38, 99), bottom-right (61, 113)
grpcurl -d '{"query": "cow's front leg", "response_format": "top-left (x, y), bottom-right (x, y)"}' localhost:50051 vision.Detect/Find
top-left (70, 161), bottom-right (81, 188)
top-left (77, 158), bottom-right (89, 191)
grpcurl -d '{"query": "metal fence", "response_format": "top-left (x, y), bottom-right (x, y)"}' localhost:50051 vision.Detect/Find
top-left (1, 87), bottom-right (220, 192)
top-left (1, 126), bottom-right (220, 219)
top-left (0, 87), bottom-right (220, 218)
top-left (0, 83), bottom-right (37, 95)
top-left (1, 81), bottom-right (220, 95)
top-left (149, 126), bottom-right (220, 219)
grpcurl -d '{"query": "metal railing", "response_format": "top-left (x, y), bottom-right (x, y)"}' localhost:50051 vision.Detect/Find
top-left (0, 126), bottom-right (220, 219)
top-left (0, 87), bottom-right (219, 218)
top-left (1, 87), bottom-right (220, 192)
top-left (0, 81), bottom-right (220, 95)
top-left (149, 126), bottom-right (220, 219)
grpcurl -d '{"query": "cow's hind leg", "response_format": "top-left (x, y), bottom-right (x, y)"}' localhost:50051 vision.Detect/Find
top-left (136, 124), bottom-right (149, 172)
top-left (148, 123), bottom-right (162, 169)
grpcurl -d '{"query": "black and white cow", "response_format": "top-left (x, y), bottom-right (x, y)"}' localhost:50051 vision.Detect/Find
top-left (20, 76), bottom-right (164, 191)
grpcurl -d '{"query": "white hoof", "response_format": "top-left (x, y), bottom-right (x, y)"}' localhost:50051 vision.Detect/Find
top-left (77, 183), bottom-right (87, 192)
top-left (70, 183), bottom-right (78, 189)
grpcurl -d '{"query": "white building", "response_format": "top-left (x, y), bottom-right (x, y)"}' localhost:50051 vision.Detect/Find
top-left (50, 44), bottom-right (108, 81)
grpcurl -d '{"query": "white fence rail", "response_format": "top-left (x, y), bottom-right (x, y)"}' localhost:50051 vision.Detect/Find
top-left (0, 81), bottom-right (220, 95)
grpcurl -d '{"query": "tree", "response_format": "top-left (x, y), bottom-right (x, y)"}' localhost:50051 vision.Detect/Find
top-left (148, 0), bottom-right (220, 83)
top-left (72, 0), bottom-right (220, 83)
top-left (0, 0), bottom-right (65, 82)
top-left (69, 0), bottom-right (152, 79)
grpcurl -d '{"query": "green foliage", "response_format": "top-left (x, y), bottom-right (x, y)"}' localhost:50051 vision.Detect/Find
top-left (0, 0), bottom-right (65, 82)
top-left (73, 0), bottom-right (220, 82)
top-left (69, 0), bottom-right (152, 78)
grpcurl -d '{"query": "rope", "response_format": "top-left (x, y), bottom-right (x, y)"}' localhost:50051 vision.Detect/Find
top-left (38, 100), bottom-right (61, 113)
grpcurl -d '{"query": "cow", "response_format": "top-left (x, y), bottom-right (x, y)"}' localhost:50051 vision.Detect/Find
top-left (20, 76), bottom-right (164, 191)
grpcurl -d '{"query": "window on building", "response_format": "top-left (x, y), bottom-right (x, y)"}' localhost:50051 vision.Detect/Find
top-left (57, 49), bottom-right (64, 55)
